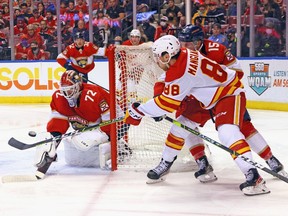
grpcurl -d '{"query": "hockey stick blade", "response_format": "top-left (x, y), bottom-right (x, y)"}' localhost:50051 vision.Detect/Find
top-left (164, 116), bottom-right (288, 184)
top-left (2, 174), bottom-right (38, 183)
top-left (1, 171), bottom-right (45, 183)
top-left (8, 117), bottom-right (124, 150)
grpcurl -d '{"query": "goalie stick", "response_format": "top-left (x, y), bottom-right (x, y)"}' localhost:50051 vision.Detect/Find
top-left (8, 116), bottom-right (124, 150)
top-left (2, 117), bottom-right (124, 183)
top-left (164, 116), bottom-right (288, 184)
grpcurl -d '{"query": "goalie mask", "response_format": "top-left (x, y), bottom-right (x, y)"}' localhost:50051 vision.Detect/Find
top-left (60, 70), bottom-right (83, 107)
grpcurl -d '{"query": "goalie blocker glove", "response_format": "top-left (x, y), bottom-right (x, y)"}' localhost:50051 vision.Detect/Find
top-left (124, 102), bottom-right (144, 126)
top-left (34, 132), bottom-right (60, 168)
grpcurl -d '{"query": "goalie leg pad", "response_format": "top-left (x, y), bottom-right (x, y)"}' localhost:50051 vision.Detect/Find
top-left (63, 138), bottom-right (100, 167)
top-left (99, 142), bottom-right (111, 169)
top-left (71, 128), bottom-right (109, 151)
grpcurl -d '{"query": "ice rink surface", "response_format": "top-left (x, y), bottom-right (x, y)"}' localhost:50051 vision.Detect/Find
top-left (1, 104), bottom-right (288, 216)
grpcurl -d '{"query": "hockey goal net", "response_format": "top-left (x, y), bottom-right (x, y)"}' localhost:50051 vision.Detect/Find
top-left (107, 43), bottom-right (196, 172)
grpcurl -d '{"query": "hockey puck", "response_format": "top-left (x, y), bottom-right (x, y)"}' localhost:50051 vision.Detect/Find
top-left (28, 131), bottom-right (37, 137)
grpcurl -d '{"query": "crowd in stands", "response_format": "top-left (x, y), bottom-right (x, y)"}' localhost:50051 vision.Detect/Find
top-left (0, 0), bottom-right (286, 60)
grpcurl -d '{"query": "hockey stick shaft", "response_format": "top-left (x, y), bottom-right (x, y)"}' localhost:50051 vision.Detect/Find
top-left (8, 116), bottom-right (124, 150)
top-left (164, 116), bottom-right (288, 184)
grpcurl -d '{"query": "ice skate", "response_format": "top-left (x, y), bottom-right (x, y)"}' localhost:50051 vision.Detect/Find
top-left (240, 168), bottom-right (270, 196)
top-left (146, 157), bottom-right (176, 184)
top-left (194, 155), bottom-right (217, 183)
top-left (266, 155), bottom-right (288, 177)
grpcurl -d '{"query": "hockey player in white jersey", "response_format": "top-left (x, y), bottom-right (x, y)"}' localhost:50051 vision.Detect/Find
top-left (124, 35), bottom-right (270, 196)
top-left (147, 25), bottom-right (287, 184)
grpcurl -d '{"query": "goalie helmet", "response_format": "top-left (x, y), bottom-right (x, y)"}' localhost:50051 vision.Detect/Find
top-left (152, 35), bottom-right (180, 64)
top-left (60, 70), bottom-right (83, 107)
top-left (178, 24), bottom-right (204, 42)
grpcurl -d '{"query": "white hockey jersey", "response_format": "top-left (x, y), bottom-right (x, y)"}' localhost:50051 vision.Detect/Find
top-left (138, 48), bottom-right (244, 117)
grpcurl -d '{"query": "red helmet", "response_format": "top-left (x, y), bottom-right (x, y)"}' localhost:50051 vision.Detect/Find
top-left (60, 70), bottom-right (83, 107)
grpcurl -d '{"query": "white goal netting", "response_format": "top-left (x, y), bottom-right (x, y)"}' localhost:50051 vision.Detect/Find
top-left (110, 43), bottom-right (197, 172)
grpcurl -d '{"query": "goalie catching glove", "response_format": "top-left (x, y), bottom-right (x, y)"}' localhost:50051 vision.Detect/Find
top-left (124, 102), bottom-right (144, 125)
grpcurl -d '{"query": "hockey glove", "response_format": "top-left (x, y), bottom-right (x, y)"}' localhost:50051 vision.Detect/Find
top-left (34, 140), bottom-right (57, 168)
top-left (124, 102), bottom-right (144, 126)
top-left (152, 116), bottom-right (164, 122)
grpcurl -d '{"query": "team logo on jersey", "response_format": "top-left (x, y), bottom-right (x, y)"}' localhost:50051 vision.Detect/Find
top-left (100, 100), bottom-right (109, 112)
top-left (68, 115), bottom-right (89, 130)
top-left (77, 58), bottom-right (88, 68)
top-left (247, 62), bottom-right (271, 95)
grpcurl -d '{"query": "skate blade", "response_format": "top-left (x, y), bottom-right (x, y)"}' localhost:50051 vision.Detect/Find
top-left (242, 181), bottom-right (271, 196)
top-left (146, 176), bottom-right (167, 184)
top-left (197, 172), bottom-right (218, 183)
top-left (277, 170), bottom-right (288, 178)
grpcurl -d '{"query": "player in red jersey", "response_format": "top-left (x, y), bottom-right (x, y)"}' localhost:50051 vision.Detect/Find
top-left (124, 35), bottom-right (270, 195)
top-left (56, 32), bottom-right (106, 83)
top-left (34, 70), bottom-right (131, 170)
top-left (122, 29), bottom-right (143, 46)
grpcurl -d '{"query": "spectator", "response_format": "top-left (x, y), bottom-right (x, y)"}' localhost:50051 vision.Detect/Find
top-left (25, 24), bottom-right (45, 50)
top-left (37, 2), bottom-right (46, 17)
top-left (27, 41), bottom-right (47, 60)
top-left (0, 28), bottom-right (8, 59)
top-left (25, 0), bottom-right (34, 11)
top-left (60, 21), bottom-right (73, 49)
top-left (14, 17), bottom-right (28, 36)
top-left (39, 19), bottom-right (57, 58)
top-left (227, 27), bottom-right (237, 56)
top-left (256, 21), bottom-right (282, 56)
top-left (113, 35), bottom-right (122, 45)
top-left (0, 9), bottom-right (9, 28)
top-left (15, 35), bottom-right (30, 60)
top-left (45, 10), bottom-right (57, 31)
top-left (20, 3), bottom-right (33, 23)
top-left (106, 0), bottom-right (125, 39)
top-left (167, 11), bottom-right (178, 29)
top-left (243, 0), bottom-right (261, 15)
top-left (206, 1), bottom-right (226, 25)
top-left (154, 16), bottom-right (173, 41)
top-left (93, 1), bottom-right (107, 17)
top-left (72, 19), bottom-right (89, 41)
top-left (191, 3), bottom-right (208, 26)
top-left (60, 1), bottom-right (68, 15)
top-left (227, 0), bottom-right (237, 16)
top-left (178, 15), bottom-right (186, 29)
top-left (165, 0), bottom-right (181, 19)
top-left (2, 4), bottom-right (9, 21)
top-left (93, 9), bottom-right (110, 32)
top-left (259, 0), bottom-right (281, 20)
top-left (137, 3), bottom-right (149, 13)
top-left (65, 0), bottom-right (79, 27)
top-left (140, 19), bottom-right (156, 42)
top-left (14, 8), bottom-right (23, 25)
top-left (28, 9), bottom-right (44, 28)
top-left (75, 0), bottom-right (88, 14)
top-left (208, 23), bottom-right (229, 47)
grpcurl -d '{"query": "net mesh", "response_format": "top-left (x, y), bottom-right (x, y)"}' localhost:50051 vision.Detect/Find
top-left (112, 43), bottom-right (197, 172)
